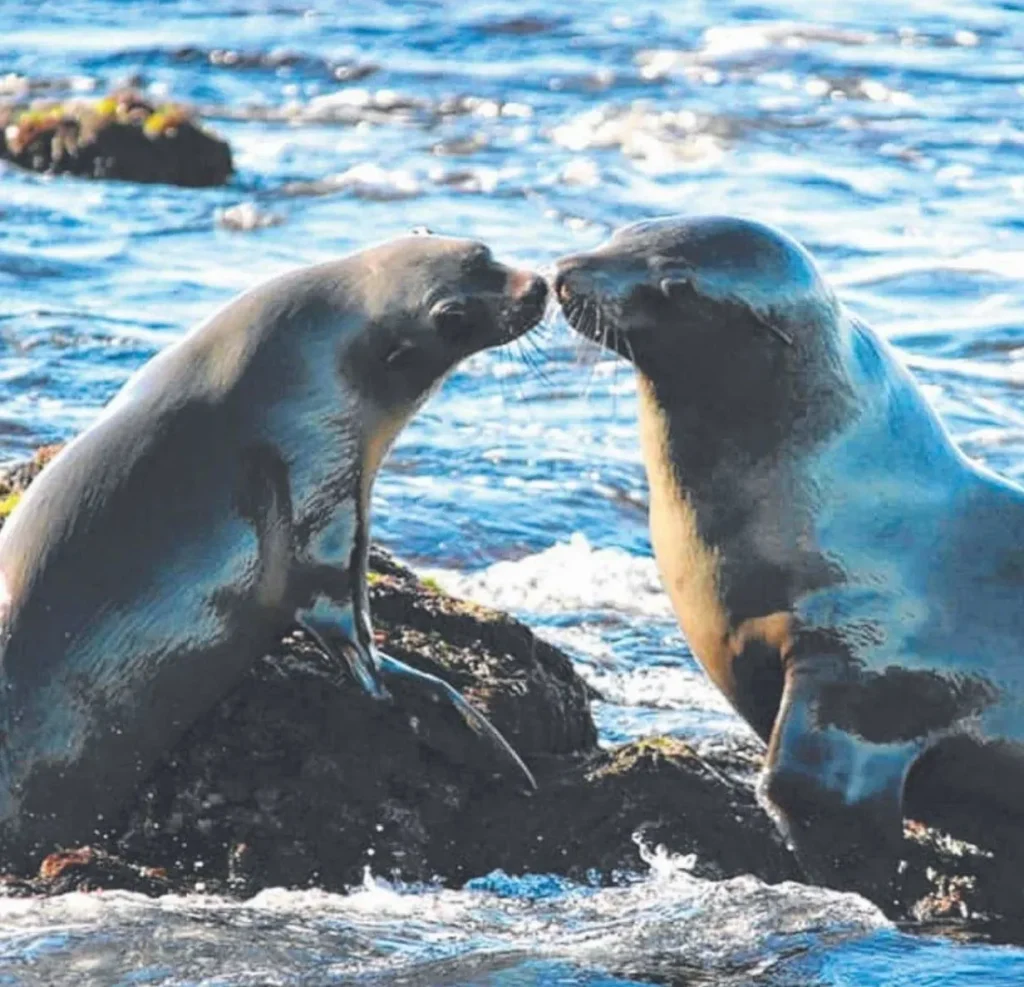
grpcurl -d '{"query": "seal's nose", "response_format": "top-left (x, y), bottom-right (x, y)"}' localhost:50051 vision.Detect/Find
top-left (553, 257), bottom-right (588, 305)
top-left (520, 273), bottom-right (548, 309)
top-left (553, 270), bottom-right (570, 305)
top-left (508, 269), bottom-right (548, 314)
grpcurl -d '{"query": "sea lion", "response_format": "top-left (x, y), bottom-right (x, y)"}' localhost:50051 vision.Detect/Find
top-left (0, 234), bottom-right (546, 868)
top-left (554, 215), bottom-right (1024, 901)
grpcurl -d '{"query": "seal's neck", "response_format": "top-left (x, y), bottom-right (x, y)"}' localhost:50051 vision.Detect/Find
top-left (636, 366), bottom-right (840, 624)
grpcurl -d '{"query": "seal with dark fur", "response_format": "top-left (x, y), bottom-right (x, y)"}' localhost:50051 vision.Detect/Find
top-left (554, 215), bottom-right (1024, 901)
top-left (0, 234), bottom-right (546, 867)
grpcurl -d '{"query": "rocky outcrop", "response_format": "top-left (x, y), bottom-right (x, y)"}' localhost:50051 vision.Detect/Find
top-left (0, 448), bottom-right (1023, 939)
top-left (0, 448), bottom-right (794, 896)
top-left (0, 90), bottom-right (232, 187)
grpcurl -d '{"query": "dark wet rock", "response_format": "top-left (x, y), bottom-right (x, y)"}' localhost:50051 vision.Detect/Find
top-left (898, 820), bottom-right (1024, 932)
top-left (0, 90), bottom-right (232, 187)
top-left (1, 450), bottom-right (1024, 940)
top-left (0, 447), bottom-right (788, 898)
top-left (0, 848), bottom-right (174, 897)
top-left (332, 64), bottom-right (380, 84)
top-left (474, 16), bottom-right (566, 36)
top-left (456, 736), bottom-right (798, 886)
top-left (432, 133), bottom-right (490, 156)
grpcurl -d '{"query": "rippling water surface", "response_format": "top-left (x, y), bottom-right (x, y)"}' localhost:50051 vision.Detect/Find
top-left (1, 0), bottom-right (1023, 983)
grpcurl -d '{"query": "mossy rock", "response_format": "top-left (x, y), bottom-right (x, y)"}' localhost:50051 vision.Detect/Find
top-left (0, 90), bottom-right (232, 187)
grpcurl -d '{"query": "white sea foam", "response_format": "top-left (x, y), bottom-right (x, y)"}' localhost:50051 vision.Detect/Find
top-left (581, 663), bottom-right (734, 717)
top-left (551, 105), bottom-right (726, 172)
top-left (318, 162), bottom-right (422, 200)
top-left (426, 533), bottom-right (673, 618)
top-left (428, 538), bottom-right (758, 742)
top-left (216, 202), bottom-right (284, 232)
top-left (0, 852), bottom-right (889, 987)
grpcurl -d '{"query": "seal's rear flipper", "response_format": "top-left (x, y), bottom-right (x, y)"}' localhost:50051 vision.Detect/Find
top-left (759, 669), bottom-right (923, 908)
top-left (296, 601), bottom-right (390, 701)
top-left (377, 652), bottom-right (537, 792)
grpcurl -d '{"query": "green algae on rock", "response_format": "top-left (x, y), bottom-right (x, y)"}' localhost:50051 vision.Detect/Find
top-left (0, 90), bottom-right (233, 187)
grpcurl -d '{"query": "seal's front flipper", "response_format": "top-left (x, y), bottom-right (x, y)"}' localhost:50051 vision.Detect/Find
top-left (295, 599), bottom-right (389, 701)
top-left (378, 652), bottom-right (537, 792)
top-left (759, 668), bottom-right (922, 908)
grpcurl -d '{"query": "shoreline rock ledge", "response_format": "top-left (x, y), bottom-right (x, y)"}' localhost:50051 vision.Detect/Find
top-left (1, 449), bottom-right (1023, 943)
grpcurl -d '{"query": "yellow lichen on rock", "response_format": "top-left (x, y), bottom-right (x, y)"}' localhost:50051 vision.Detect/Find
top-left (0, 491), bottom-right (21, 519)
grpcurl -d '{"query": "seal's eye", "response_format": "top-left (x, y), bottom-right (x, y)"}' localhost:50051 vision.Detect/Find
top-left (464, 245), bottom-right (493, 275)
top-left (431, 299), bottom-right (472, 341)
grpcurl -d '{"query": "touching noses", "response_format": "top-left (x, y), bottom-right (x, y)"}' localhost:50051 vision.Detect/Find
top-left (508, 268), bottom-right (549, 313)
top-left (553, 256), bottom-right (591, 304)
top-left (520, 273), bottom-right (548, 309)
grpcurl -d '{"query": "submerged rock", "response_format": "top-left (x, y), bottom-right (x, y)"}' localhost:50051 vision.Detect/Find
top-left (0, 448), bottom-right (1023, 940)
top-left (0, 90), bottom-right (232, 187)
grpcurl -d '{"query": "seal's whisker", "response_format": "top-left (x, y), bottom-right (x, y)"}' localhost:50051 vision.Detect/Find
top-left (588, 299), bottom-right (599, 347)
top-left (598, 300), bottom-right (611, 355)
top-left (573, 296), bottom-right (602, 401)
top-left (581, 298), bottom-right (606, 403)
top-left (518, 331), bottom-right (554, 386)
top-left (597, 302), bottom-right (624, 421)
top-left (615, 319), bottom-right (638, 425)
top-left (494, 337), bottom-right (517, 406)
top-left (753, 310), bottom-right (794, 347)
top-left (558, 293), bottom-right (605, 404)
top-left (513, 335), bottom-right (543, 385)
top-left (619, 321), bottom-right (637, 367)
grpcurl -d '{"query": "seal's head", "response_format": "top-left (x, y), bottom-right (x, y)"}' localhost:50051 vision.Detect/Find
top-left (554, 216), bottom-right (843, 393)
top-left (341, 234), bottom-right (547, 411)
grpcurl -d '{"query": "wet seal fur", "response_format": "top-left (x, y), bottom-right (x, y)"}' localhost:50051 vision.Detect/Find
top-left (0, 235), bottom-right (546, 868)
top-left (555, 215), bottom-right (1024, 903)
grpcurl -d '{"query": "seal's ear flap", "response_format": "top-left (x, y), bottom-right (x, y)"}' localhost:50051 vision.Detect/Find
top-left (758, 667), bottom-right (921, 905)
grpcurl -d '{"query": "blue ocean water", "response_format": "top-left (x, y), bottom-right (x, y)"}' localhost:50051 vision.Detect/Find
top-left (1, 0), bottom-right (1023, 983)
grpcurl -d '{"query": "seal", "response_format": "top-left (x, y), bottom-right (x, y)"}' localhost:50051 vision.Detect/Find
top-left (0, 234), bottom-right (546, 867)
top-left (554, 215), bottom-right (1024, 901)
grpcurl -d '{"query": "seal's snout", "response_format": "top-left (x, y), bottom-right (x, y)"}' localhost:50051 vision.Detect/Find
top-left (505, 268), bottom-right (549, 332)
top-left (514, 270), bottom-right (549, 311)
top-left (553, 258), bottom-right (588, 306)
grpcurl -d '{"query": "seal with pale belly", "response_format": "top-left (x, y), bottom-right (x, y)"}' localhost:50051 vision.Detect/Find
top-left (0, 234), bottom-right (545, 868)
top-left (555, 215), bottom-right (1024, 900)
